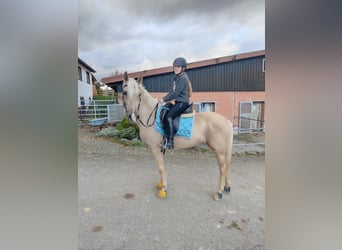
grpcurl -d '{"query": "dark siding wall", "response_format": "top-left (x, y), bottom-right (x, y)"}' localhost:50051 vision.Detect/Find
top-left (117, 55), bottom-right (265, 92)
top-left (187, 56), bottom-right (265, 92)
top-left (143, 73), bottom-right (174, 92)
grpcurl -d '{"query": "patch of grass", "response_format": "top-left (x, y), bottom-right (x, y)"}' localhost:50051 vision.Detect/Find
top-left (234, 133), bottom-right (254, 143)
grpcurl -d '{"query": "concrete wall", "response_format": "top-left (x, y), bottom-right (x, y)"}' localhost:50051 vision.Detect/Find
top-left (150, 91), bottom-right (265, 128)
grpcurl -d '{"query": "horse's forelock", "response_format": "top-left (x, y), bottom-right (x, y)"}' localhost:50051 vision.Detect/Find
top-left (125, 77), bottom-right (140, 96)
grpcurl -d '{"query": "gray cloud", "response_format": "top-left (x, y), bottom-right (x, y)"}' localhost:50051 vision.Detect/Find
top-left (78, 0), bottom-right (264, 78)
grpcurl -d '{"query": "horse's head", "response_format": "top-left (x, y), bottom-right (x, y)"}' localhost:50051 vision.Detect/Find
top-left (122, 71), bottom-right (143, 122)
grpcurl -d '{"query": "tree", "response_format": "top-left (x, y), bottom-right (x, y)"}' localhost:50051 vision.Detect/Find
top-left (95, 81), bottom-right (101, 92)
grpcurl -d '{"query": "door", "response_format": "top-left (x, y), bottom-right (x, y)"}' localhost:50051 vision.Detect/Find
top-left (239, 101), bottom-right (265, 133)
top-left (239, 101), bottom-right (253, 133)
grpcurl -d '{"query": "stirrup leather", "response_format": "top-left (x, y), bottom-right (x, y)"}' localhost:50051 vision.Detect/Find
top-left (160, 137), bottom-right (167, 154)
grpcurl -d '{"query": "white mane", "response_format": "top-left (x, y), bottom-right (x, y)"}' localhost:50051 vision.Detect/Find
top-left (139, 84), bottom-right (158, 107)
top-left (126, 77), bottom-right (157, 108)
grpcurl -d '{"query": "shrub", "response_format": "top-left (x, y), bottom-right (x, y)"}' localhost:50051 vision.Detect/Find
top-left (116, 116), bottom-right (139, 138)
top-left (96, 127), bottom-right (119, 137)
top-left (117, 127), bottom-right (137, 140)
top-left (116, 116), bottom-right (132, 130)
top-left (96, 116), bottom-right (141, 142)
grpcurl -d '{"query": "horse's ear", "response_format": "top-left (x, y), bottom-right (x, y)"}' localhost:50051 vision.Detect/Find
top-left (137, 74), bottom-right (143, 85)
top-left (124, 71), bottom-right (128, 81)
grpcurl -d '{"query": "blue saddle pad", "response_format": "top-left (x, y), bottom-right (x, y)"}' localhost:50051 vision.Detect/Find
top-left (155, 105), bottom-right (195, 139)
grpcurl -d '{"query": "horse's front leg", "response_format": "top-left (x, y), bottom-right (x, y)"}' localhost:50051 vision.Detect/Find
top-left (150, 146), bottom-right (167, 198)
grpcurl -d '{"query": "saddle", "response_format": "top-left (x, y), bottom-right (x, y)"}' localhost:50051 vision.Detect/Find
top-left (158, 103), bottom-right (194, 154)
top-left (160, 103), bottom-right (194, 133)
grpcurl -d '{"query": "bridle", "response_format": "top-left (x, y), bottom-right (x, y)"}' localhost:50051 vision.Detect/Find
top-left (135, 93), bottom-right (158, 127)
top-left (122, 85), bottom-right (158, 128)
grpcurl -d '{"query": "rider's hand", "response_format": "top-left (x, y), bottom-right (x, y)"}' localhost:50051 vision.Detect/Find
top-left (170, 100), bottom-right (176, 105)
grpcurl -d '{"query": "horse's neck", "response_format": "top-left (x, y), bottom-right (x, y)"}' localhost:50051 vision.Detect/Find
top-left (138, 88), bottom-right (158, 121)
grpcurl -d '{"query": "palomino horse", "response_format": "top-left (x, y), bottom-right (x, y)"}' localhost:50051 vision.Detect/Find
top-left (122, 72), bottom-right (233, 201)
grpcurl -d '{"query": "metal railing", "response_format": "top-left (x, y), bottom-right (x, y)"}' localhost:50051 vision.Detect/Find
top-left (78, 100), bottom-right (125, 123)
top-left (234, 116), bottom-right (266, 134)
top-left (233, 116), bottom-right (266, 146)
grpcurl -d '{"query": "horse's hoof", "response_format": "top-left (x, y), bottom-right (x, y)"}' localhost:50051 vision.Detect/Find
top-left (224, 185), bottom-right (231, 193)
top-left (156, 182), bottom-right (163, 190)
top-left (158, 190), bottom-right (167, 198)
top-left (213, 192), bottom-right (223, 201)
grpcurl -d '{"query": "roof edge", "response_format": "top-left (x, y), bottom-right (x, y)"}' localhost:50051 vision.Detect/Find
top-left (78, 57), bottom-right (96, 73)
top-left (102, 49), bottom-right (265, 84)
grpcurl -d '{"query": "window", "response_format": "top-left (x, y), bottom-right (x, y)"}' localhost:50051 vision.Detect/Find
top-left (78, 66), bottom-right (82, 80)
top-left (193, 102), bottom-right (216, 112)
top-left (262, 58), bottom-right (265, 72)
top-left (239, 101), bottom-right (265, 133)
top-left (86, 71), bottom-right (90, 84)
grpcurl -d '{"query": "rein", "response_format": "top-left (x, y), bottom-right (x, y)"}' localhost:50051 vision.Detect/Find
top-left (136, 93), bottom-right (158, 127)
top-left (122, 81), bottom-right (158, 128)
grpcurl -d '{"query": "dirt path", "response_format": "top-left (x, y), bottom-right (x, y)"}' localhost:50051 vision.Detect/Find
top-left (78, 129), bottom-right (265, 249)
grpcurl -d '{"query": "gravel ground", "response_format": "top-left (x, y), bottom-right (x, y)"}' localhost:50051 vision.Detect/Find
top-left (78, 128), bottom-right (265, 250)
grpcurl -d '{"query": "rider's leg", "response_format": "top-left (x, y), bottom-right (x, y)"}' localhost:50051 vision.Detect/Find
top-left (163, 102), bottom-right (188, 149)
top-left (165, 117), bottom-right (175, 148)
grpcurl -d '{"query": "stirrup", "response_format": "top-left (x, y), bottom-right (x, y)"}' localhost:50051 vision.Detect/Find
top-left (165, 140), bottom-right (174, 149)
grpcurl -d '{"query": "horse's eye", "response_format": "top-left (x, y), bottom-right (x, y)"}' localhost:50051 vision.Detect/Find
top-left (123, 91), bottom-right (127, 96)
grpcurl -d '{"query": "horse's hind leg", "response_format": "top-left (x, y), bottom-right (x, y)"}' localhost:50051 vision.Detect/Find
top-left (224, 151), bottom-right (232, 193)
top-left (224, 160), bottom-right (231, 193)
top-left (213, 152), bottom-right (227, 201)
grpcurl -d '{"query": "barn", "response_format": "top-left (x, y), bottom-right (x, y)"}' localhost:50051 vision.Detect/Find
top-left (102, 50), bottom-right (265, 132)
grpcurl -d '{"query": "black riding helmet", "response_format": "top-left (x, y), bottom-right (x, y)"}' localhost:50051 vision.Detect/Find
top-left (173, 57), bottom-right (187, 69)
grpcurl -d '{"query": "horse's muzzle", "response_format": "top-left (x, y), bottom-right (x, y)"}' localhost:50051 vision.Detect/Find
top-left (128, 112), bottom-right (137, 122)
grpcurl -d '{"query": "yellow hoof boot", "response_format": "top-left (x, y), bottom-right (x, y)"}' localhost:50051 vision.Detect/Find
top-left (158, 190), bottom-right (167, 198)
top-left (156, 182), bottom-right (163, 190)
top-left (213, 192), bottom-right (223, 201)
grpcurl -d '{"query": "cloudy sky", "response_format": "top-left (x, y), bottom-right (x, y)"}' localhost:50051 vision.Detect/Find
top-left (78, 0), bottom-right (264, 80)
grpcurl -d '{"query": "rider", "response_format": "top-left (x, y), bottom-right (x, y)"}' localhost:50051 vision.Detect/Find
top-left (159, 57), bottom-right (191, 149)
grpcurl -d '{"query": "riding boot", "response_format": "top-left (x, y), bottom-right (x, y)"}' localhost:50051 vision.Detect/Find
top-left (165, 117), bottom-right (175, 149)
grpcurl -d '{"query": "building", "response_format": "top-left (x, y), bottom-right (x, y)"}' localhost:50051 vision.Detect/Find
top-left (102, 50), bottom-right (265, 132)
top-left (78, 57), bottom-right (96, 106)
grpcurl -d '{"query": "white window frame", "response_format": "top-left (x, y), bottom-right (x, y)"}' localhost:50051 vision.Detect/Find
top-left (78, 66), bottom-right (82, 80)
top-left (193, 101), bottom-right (216, 112)
top-left (86, 71), bottom-right (91, 84)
